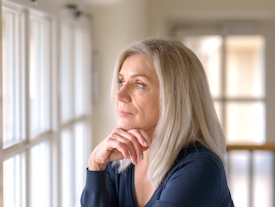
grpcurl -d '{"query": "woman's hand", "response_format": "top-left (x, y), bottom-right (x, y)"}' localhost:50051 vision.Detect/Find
top-left (88, 128), bottom-right (149, 171)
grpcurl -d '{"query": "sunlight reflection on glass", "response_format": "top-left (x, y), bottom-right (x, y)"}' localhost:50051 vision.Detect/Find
top-left (61, 25), bottom-right (73, 123)
top-left (2, 10), bottom-right (22, 145)
top-left (29, 15), bottom-right (50, 135)
top-left (30, 142), bottom-right (50, 207)
top-left (61, 130), bottom-right (74, 207)
top-left (226, 36), bottom-right (265, 98)
top-left (74, 122), bottom-right (87, 207)
top-left (226, 102), bottom-right (265, 144)
top-left (183, 36), bottom-right (222, 98)
top-left (228, 150), bottom-right (249, 207)
top-left (3, 154), bottom-right (22, 207)
top-left (74, 29), bottom-right (87, 117)
top-left (253, 151), bottom-right (273, 207)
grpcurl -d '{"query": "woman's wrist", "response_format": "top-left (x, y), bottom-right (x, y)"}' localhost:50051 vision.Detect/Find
top-left (88, 157), bottom-right (107, 171)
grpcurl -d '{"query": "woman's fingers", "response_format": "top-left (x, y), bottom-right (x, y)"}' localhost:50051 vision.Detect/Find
top-left (127, 129), bottom-right (149, 148)
top-left (111, 128), bottom-right (147, 164)
top-left (91, 128), bottom-right (149, 167)
top-left (89, 128), bottom-right (146, 170)
top-left (109, 133), bottom-right (138, 164)
top-left (126, 129), bottom-right (149, 162)
top-left (106, 137), bottom-right (131, 160)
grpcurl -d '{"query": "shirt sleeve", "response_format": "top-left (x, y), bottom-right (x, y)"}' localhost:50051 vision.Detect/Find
top-left (80, 164), bottom-right (119, 207)
top-left (153, 154), bottom-right (233, 207)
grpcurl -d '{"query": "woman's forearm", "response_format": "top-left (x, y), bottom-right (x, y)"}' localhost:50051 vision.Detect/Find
top-left (80, 169), bottom-right (111, 207)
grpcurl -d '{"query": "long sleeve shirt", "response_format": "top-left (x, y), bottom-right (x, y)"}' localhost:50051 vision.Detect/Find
top-left (81, 142), bottom-right (234, 207)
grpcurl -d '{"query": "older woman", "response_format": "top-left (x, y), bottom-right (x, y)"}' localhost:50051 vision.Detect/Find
top-left (81, 37), bottom-right (234, 207)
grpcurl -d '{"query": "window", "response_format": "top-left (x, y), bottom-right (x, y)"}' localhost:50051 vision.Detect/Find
top-left (183, 35), bottom-right (265, 145)
top-left (61, 25), bottom-right (73, 123)
top-left (2, 7), bottom-right (25, 148)
top-left (2, 6), bottom-right (26, 207)
top-left (60, 23), bottom-right (91, 207)
top-left (3, 153), bottom-right (25, 207)
top-left (29, 14), bottom-right (51, 136)
top-left (1, 1), bottom-right (92, 207)
top-left (178, 24), bottom-right (273, 207)
top-left (30, 142), bottom-right (50, 207)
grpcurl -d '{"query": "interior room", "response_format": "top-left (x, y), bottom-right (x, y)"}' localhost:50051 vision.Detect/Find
top-left (1, 0), bottom-right (275, 206)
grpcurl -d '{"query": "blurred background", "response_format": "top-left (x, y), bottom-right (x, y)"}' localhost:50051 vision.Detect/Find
top-left (1, 0), bottom-right (275, 206)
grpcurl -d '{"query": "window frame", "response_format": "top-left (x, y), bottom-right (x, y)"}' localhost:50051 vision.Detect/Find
top-left (176, 22), bottom-right (275, 207)
top-left (0, 1), bottom-right (92, 207)
top-left (2, 5), bottom-right (26, 148)
top-left (58, 18), bottom-right (92, 207)
top-left (175, 22), bottom-right (270, 145)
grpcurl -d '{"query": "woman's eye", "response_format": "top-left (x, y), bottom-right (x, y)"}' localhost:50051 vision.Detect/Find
top-left (119, 80), bottom-right (125, 87)
top-left (136, 83), bottom-right (145, 88)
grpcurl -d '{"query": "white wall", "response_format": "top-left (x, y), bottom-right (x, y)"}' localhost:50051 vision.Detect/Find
top-left (89, 0), bottom-right (148, 148)
top-left (148, 0), bottom-right (275, 36)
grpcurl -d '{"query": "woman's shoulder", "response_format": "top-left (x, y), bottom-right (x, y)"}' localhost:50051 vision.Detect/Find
top-left (163, 141), bottom-right (228, 193)
top-left (160, 142), bottom-right (233, 206)
top-left (175, 141), bottom-right (224, 170)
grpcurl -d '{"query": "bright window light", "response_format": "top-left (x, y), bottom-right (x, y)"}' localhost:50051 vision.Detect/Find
top-left (29, 14), bottom-right (50, 136)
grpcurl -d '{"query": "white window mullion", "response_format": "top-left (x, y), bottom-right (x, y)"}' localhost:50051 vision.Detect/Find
top-left (14, 12), bottom-right (20, 140)
top-left (50, 16), bottom-right (61, 207)
top-left (0, 4), bottom-right (4, 207)
top-left (61, 128), bottom-right (74, 207)
top-left (84, 30), bottom-right (92, 161)
top-left (60, 23), bottom-right (76, 207)
top-left (71, 26), bottom-right (76, 207)
top-left (25, 9), bottom-right (31, 207)
top-left (72, 27), bottom-right (76, 119)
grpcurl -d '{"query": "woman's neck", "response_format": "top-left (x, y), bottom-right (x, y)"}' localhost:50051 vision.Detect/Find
top-left (138, 129), bottom-right (154, 165)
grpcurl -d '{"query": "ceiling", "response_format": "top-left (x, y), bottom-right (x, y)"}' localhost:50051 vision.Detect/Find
top-left (65, 0), bottom-right (123, 7)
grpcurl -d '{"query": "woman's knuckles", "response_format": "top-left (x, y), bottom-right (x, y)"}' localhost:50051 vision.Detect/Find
top-left (91, 129), bottom-right (148, 165)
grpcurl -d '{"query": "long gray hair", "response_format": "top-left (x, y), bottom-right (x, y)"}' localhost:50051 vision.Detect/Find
top-left (111, 37), bottom-right (226, 188)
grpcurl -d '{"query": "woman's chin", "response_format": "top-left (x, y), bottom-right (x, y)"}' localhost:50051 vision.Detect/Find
top-left (118, 121), bottom-right (137, 130)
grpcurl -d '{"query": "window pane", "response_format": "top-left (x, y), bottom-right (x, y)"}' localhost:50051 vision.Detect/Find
top-left (30, 142), bottom-right (50, 207)
top-left (74, 122), bottom-right (87, 207)
top-left (182, 36), bottom-right (222, 97)
top-left (29, 15), bottom-right (50, 135)
top-left (74, 29), bottom-right (87, 117)
top-left (225, 36), bottom-right (265, 98)
top-left (253, 151), bottom-right (273, 207)
top-left (61, 130), bottom-right (73, 207)
top-left (3, 154), bottom-right (24, 207)
top-left (226, 102), bottom-right (265, 144)
top-left (228, 150), bottom-right (250, 207)
top-left (61, 25), bottom-right (73, 123)
top-left (2, 10), bottom-right (24, 146)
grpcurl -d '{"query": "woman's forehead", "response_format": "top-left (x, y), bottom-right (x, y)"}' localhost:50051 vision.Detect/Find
top-left (119, 54), bottom-right (155, 77)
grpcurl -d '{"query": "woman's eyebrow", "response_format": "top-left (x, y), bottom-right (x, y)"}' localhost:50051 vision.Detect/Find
top-left (118, 73), bottom-right (149, 79)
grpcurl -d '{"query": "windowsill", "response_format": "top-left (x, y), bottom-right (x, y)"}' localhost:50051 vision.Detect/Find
top-left (226, 143), bottom-right (275, 151)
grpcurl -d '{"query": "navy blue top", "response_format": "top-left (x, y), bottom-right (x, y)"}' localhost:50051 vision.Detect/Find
top-left (81, 143), bottom-right (234, 207)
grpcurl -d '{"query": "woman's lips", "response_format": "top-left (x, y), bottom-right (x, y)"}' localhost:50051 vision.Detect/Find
top-left (118, 109), bottom-right (133, 117)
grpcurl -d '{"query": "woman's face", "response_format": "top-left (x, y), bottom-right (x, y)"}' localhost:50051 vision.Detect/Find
top-left (116, 54), bottom-right (160, 134)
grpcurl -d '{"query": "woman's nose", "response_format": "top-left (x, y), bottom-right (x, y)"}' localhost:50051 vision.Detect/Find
top-left (116, 85), bottom-right (131, 103)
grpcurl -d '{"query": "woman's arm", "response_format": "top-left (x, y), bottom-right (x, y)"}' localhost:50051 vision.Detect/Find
top-left (80, 128), bottom-right (148, 207)
top-left (80, 163), bottom-right (119, 207)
